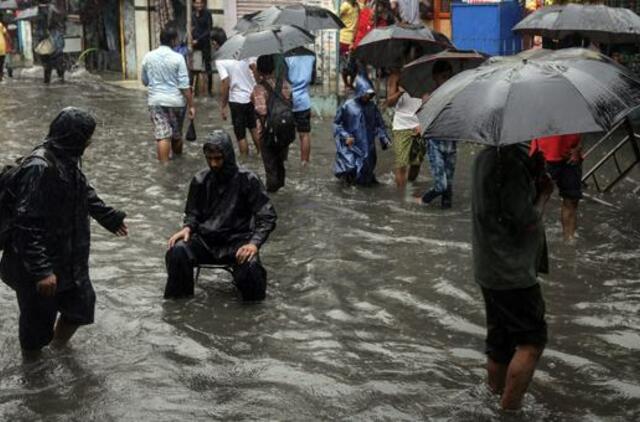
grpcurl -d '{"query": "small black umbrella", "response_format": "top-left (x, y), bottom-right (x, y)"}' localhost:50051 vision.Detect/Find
top-left (400, 49), bottom-right (489, 98)
top-left (215, 25), bottom-right (315, 61)
top-left (234, 5), bottom-right (344, 32)
top-left (513, 4), bottom-right (640, 44)
top-left (352, 24), bottom-right (452, 69)
top-left (418, 48), bottom-right (640, 146)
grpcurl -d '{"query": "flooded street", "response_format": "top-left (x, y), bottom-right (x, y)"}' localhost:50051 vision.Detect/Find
top-left (1, 77), bottom-right (639, 421)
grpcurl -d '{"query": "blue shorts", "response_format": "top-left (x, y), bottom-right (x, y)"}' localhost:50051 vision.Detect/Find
top-left (16, 281), bottom-right (96, 350)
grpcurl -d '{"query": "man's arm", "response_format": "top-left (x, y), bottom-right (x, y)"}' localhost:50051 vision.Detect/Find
top-left (386, 72), bottom-right (404, 108)
top-left (87, 184), bottom-right (127, 235)
top-left (219, 77), bottom-right (230, 121)
top-left (248, 175), bottom-right (277, 248)
top-left (178, 57), bottom-right (196, 119)
top-left (141, 57), bottom-right (149, 86)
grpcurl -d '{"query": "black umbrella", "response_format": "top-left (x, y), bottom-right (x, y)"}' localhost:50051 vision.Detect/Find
top-left (215, 25), bottom-right (315, 61)
top-left (234, 5), bottom-right (344, 32)
top-left (400, 49), bottom-right (489, 98)
top-left (352, 24), bottom-right (452, 69)
top-left (417, 48), bottom-right (640, 146)
top-left (513, 4), bottom-right (640, 44)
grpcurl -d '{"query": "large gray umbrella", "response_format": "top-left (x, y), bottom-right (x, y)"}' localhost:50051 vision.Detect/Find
top-left (418, 48), bottom-right (640, 146)
top-left (0, 0), bottom-right (17, 10)
top-left (215, 25), bottom-right (315, 61)
top-left (234, 5), bottom-right (344, 32)
top-left (400, 49), bottom-right (489, 98)
top-left (513, 4), bottom-right (640, 44)
top-left (352, 24), bottom-right (452, 69)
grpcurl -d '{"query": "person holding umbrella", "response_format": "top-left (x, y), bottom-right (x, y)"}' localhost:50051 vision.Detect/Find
top-left (417, 60), bottom-right (457, 208)
top-left (416, 48), bottom-right (640, 410)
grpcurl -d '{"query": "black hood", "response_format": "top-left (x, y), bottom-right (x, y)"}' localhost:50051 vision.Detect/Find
top-left (203, 130), bottom-right (238, 181)
top-left (45, 107), bottom-right (96, 158)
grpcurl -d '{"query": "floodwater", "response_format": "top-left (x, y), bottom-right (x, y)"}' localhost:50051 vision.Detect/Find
top-left (0, 76), bottom-right (639, 421)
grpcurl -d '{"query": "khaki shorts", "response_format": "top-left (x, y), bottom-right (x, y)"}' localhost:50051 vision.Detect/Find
top-left (393, 129), bottom-right (426, 168)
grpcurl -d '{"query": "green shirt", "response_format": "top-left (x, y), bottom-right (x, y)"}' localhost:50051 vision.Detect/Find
top-left (471, 145), bottom-right (548, 291)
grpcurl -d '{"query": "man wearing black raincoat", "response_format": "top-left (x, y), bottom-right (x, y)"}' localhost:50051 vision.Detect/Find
top-left (165, 130), bottom-right (277, 301)
top-left (0, 107), bottom-right (128, 355)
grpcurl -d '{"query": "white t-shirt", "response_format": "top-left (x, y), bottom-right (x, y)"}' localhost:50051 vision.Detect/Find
top-left (392, 92), bottom-right (422, 130)
top-left (391, 0), bottom-right (421, 26)
top-left (215, 58), bottom-right (257, 104)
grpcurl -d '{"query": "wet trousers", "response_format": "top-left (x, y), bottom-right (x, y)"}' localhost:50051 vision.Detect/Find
top-left (43, 52), bottom-right (65, 83)
top-left (422, 139), bottom-right (457, 206)
top-left (261, 143), bottom-right (289, 193)
top-left (0, 55), bottom-right (5, 80)
top-left (164, 237), bottom-right (267, 301)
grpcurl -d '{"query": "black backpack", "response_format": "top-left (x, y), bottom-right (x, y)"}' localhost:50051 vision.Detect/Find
top-left (261, 75), bottom-right (296, 148)
top-left (0, 148), bottom-right (55, 251)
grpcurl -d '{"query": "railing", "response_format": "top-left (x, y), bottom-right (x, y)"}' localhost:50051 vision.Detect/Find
top-left (582, 117), bottom-right (640, 193)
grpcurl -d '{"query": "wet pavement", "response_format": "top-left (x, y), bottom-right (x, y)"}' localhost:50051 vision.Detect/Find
top-left (1, 76), bottom-right (639, 421)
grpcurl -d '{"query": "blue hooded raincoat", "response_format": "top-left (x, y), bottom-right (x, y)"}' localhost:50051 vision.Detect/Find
top-left (333, 76), bottom-right (391, 185)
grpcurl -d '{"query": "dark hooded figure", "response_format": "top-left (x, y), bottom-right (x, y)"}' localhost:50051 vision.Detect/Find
top-left (0, 107), bottom-right (128, 356)
top-left (165, 130), bottom-right (277, 301)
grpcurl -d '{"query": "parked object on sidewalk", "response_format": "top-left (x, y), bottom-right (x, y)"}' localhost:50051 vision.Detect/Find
top-left (418, 48), bottom-right (640, 146)
top-left (400, 49), bottom-right (488, 98)
top-left (353, 24), bottom-right (451, 68)
top-left (235, 5), bottom-right (344, 32)
top-left (215, 24), bottom-right (314, 61)
top-left (513, 4), bottom-right (640, 44)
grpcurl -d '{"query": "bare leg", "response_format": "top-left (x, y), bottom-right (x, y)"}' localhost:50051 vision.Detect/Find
top-left (157, 139), bottom-right (171, 162)
top-left (487, 357), bottom-right (508, 394)
top-left (171, 137), bottom-right (183, 157)
top-left (561, 198), bottom-right (579, 241)
top-left (394, 166), bottom-right (408, 189)
top-left (300, 132), bottom-right (311, 164)
top-left (250, 127), bottom-right (261, 156)
top-left (50, 317), bottom-right (80, 349)
top-left (408, 165), bottom-right (421, 182)
top-left (237, 139), bottom-right (249, 157)
top-left (500, 344), bottom-right (544, 410)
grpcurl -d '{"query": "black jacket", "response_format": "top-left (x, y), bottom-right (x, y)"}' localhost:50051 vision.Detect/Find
top-left (0, 108), bottom-right (125, 291)
top-left (184, 131), bottom-right (277, 248)
top-left (192, 9), bottom-right (213, 50)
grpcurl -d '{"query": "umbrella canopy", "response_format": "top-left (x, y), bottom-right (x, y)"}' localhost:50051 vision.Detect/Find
top-left (215, 25), bottom-right (315, 61)
top-left (234, 5), bottom-right (344, 32)
top-left (352, 24), bottom-right (452, 68)
top-left (400, 49), bottom-right (489, 98)
top-left (418, 48), bottom-right (640, 146)
top-left (513, 4), bottom-right (640, 44)
top-left (0, 0), bottom-right (17, 10)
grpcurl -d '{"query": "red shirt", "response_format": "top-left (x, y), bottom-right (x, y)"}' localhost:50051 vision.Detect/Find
top-left (530, 134), bottom-right (581, 162)
top-left (353, 8), bottom-right (389, 48)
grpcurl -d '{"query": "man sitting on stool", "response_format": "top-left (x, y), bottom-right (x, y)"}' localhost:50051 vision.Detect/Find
top-left (164, 130), bottom-right (277, 301)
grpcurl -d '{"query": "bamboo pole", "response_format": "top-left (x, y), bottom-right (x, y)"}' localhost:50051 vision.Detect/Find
top-left (186, 0), bottom-right (192, 51)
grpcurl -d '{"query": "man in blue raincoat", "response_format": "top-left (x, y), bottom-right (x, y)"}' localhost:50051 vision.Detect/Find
top-left (333, 75), bottom-right (391, 185)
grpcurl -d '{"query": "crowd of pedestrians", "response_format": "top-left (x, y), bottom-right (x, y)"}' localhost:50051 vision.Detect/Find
top-left (0, 0), bottom-right (596, 414)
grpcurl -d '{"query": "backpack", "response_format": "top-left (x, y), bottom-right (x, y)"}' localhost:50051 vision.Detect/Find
top-left (0, 147), bottom-right (55, 251)
top-left (261, 75), bottom-right (296, 148)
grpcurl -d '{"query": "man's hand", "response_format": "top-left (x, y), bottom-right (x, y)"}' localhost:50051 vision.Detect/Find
top-left (36, 274), bottom-right (57, 297)
top-left (220, 107), bottom-right (228, 121)
top-left (168, 227), bottom-right (191, 249)
top-left (115, 222), bottom-right (128, 237)
top-left (236, 244), bottom-right (258, 264)
top-left (568, 146), bottom-right (582, 164)
top-left (413, 126), bottom-right (421, 136)
top-left (188, 107), bottom-right (196, 120)
top-left (345, 137), bottom-right (354, 148)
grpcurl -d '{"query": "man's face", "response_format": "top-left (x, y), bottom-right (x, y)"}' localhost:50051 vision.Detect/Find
top-left (195, 0), bottom-right (204, 11)
top-left (433, 70), bottom-right (453, 88)
top-left (360, 93), bottom-right (373, 104)
top-left (206, 150), bottom-right (225, 172)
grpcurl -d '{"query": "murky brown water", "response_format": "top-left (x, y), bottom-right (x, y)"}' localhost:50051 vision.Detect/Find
top-left (1, 76), bottom-right (639, 421)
